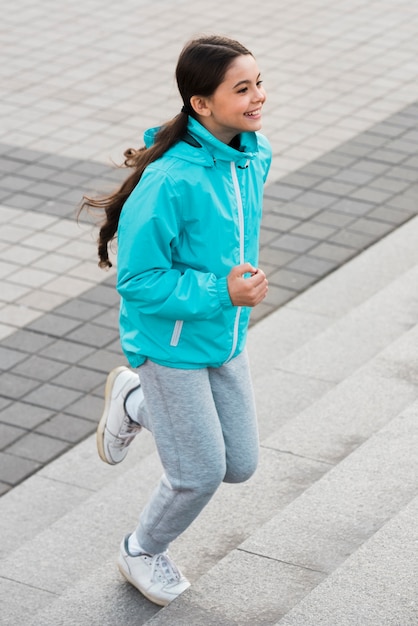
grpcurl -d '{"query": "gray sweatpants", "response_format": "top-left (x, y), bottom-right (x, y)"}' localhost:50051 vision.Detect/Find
top-left (134, 349), bottom-right (259, 555)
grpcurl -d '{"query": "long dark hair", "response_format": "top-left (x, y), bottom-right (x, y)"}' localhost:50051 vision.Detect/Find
top-left (80, 35), bottom-right (252, 268)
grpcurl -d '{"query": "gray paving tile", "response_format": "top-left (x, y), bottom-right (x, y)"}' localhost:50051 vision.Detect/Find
top-left (259, 226), bottom-right (279, 246)
top-left (351, 159), bottom-right (390, 176)
top-left (349, 187), bottom-right (394, 204)
top-left (262, 212), bottom-right (300, 232)
top-left (27, 314), bottom-right (82, 337)
top-left (49, 171), bottom-right (91, 187)
top-left (387, 194), bottom-right (418, 212)
top-left (0, 157), bottom-right (23, 174)
top-left (63, 393), bottom-right (104, 422)
top-left (319, 152), bottom-right (356, 168)
top-left (367, 206), bottom-right (413, 225)
top-left (331, 197), bottom-right (375, 217)
top-left (0, 452), bottom-right (41, 486)
top-left (328, 229), bottom-right (376, 250)
top-left (79, 349), bottom-right (125, 373)
top-left (369, 148), bottom-right (407, 165)
top-left (35, 413), bottom-right (94, 443)
top-left (264, 183), bottom-right (302, 201)
top-left (273, 202), bottom-right (322, 220)
top-left (269, 213), bottom-right (301, 231)
top-left (6, 432), bottom-right (70, 464)
top-left (295, 190), bottom-right (336, 210)
top-left (0, 423), bottom-right (26, 448)
top-left (0, 175), bottom-right (33, 192)
top-left (51, 366), bottom-right (105, 393)
top-left (348, 218), bottom-right (396, 238)
top-left (65, 322), bottom-right (119, 348)
top-left (259, 246), bottom-right (297, 267)
top-left (333, 168), bottom-right (376, 185)
top-left (262, 284), bottom-right (296, 309)
top-left (39, 340), bottom-right (95, 364)
top-left (369, 176), bottom-right (411, 194)
top-left (312, 211), bottom-right (355, 228)
top-left (367, 122), bottom-right (402, 137)
top-left (291, 222), bottom-right (336, 240)
top-left (0, 482), bottom-right (11, 496)
top-left (352, 133), bottom-right (388, 149)
top-left (288, 255), bottom-right (338, 277)
top-left (316, 180), bottom-right (357, 196)
top-left (268, 268), bottom-right (317, 292)
top-left (309, 242), bottom-right (357, 263)
top-left (270, 233), bottom-right (318, 254)
top-left (22, 164), bottom-right (58, 180)
top-left (336, 142), bottom-right (374, 158)
top-left (1, 193), bottom-right (45, 210)
top-left (0, 372), bottom-right (41, 400)
top-left (0, 397), bottom-right (11, 412)
top-left (80, 283), bottom-right (119, 306)
top-left (280, 172), bottom-right (322, 188)
top-left (299, 162), bottom-right (340, 178)
top-left (11, 355), bottom-right (69, 382)
top-left (0, 346), bottom-right (27, 370)
top-left (389, 138), bottom-right (418, 155)
top-left (1, 329), bottom-right (55, 353)
top-left (53, 300), bottom-right (107, 322)
top-left (0, 402), bottom-right (54, 430)
top-left (23, 383), bottom-right (83, 412)
top-left (387, 164), bottom-right (418, 182)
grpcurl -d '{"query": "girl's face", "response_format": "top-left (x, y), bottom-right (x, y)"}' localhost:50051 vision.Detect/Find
top-left (194, 54), bottom-right (266, 144)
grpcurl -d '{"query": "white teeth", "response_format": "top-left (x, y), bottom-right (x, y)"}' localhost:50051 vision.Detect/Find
top-left (245, 110), bottom-right (260, 116)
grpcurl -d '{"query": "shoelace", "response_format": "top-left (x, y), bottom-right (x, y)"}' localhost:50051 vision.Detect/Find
top-left (114, 416), bottom-right (142, 448)
top-left (150, 552), bottom-right (182, 585)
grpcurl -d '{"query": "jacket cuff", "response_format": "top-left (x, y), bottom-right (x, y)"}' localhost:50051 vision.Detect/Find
top-left (216, 276), bottom-right (234, 308)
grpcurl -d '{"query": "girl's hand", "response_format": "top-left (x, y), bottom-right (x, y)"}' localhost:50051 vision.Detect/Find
top-left (227, 263), bottom-right (268, 307)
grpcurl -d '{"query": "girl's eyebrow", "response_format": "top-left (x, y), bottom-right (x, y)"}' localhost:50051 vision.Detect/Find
top-left (232, 73), bottom-right (261, 89)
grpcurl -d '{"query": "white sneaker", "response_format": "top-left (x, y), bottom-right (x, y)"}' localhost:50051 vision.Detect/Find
top-left (118, 535), bottom-right (190, 606)
top-left (97, 366), bottom-right (143, 465)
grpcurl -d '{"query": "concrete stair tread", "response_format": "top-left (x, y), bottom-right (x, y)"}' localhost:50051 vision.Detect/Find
top-left (18, 331), bottom-right (418, 625)
top-left (22, 450), bottom-right (329, 626)
top-left (147, 399), bottom-right (418, 624)
top-left (276, 493), bottom-right (418, 626)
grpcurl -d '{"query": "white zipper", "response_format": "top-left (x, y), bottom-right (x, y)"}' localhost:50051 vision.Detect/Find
top-left (170, 320), bottom-right (183, 347)
top-left (226, 162), bottom-right (245, 362)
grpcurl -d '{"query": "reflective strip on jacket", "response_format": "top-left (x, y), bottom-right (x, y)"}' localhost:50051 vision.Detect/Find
top-left (117, 116), bottom-right (272, 369)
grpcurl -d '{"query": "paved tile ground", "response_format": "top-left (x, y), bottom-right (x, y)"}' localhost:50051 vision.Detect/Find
top-left (1, 0), bottom-right (418, 494)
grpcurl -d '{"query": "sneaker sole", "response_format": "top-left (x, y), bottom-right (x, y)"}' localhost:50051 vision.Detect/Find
top-left (96, 365), bottom-right (130, 465)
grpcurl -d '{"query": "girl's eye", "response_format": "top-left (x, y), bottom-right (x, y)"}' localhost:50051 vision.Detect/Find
top-left (237, 87), bottom-right (248, 94)
top-left (257, 80), bottom-right (263, 87)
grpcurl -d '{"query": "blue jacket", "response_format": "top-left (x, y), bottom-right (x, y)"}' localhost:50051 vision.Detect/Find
top-left (117, 116), bottom-right (272, 369)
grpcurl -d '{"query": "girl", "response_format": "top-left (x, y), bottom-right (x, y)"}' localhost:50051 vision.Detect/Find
top-left (82, 35), bottom-right (271, 607)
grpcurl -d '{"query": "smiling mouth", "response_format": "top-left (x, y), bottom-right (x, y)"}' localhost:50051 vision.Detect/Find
top-left (244, 109), bottom-right (262, 117)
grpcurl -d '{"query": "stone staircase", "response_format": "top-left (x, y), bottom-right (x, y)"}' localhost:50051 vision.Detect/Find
top-left (2, 217), bottom-right (418, 626)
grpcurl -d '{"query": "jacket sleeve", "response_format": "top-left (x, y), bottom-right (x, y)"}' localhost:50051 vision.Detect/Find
top-left (116, 167), bottom-right (234, 321)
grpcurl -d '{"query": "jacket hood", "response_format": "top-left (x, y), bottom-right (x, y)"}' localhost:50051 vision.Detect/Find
top-left (143, 116), bottom-right (260, 169)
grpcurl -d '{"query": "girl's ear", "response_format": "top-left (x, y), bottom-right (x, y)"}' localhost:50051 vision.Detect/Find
top-left (190, 95), bottom-right (212, 117)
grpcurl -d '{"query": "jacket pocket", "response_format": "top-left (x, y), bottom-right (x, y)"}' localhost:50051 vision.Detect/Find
top-left (170, 320), bottom-right (184, 347)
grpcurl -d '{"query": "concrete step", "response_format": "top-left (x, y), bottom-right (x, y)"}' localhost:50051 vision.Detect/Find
top-left (19, 314), bottom-right (418, 624)
top-left (276, 493), bottom-right (418, 626)
top-left (23, 446), bottom-right (330, 626)
top-left (147, 398), bottom-right (418, 625)
top-left (3, 217), bottom-right (418, 624)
